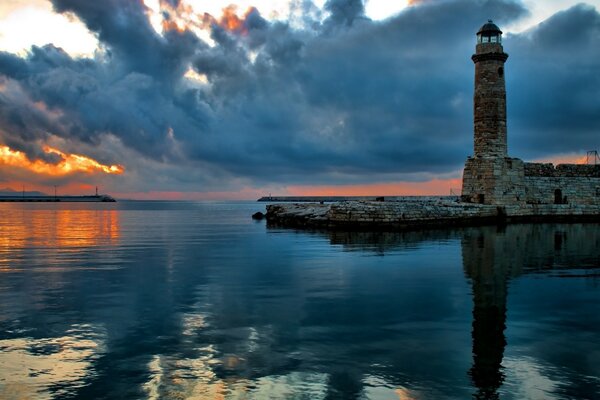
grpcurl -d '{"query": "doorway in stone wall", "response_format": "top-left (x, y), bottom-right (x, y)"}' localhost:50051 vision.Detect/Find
top-left (554, 189), bottom-right (563, 205)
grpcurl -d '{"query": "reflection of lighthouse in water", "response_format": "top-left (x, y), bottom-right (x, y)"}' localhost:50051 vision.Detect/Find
top-left (462, 225), bottom-right (523, 399)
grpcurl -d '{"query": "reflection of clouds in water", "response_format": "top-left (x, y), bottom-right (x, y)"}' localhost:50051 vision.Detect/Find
top-left (181, 312), bottom-right (208, 337)
top-left (362, 375), bottom-right (424, 399)
top-left (502, 356), bottom-right (560, 399)
top-left (142, 348), bottom-right (239, 399)
top-left (0, 324), bottom-right (105, 399)
top-left (250, 372), bottom-right (328, 398)
top-left (144, 369), bottom-right (330, 399)
top-left (143, 309), bottom-right (225, 399)
top-left (143, 309), bottom-right (333, 398)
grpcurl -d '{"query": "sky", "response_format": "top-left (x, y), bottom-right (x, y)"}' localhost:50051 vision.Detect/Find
top-left (0, 0), bottom-right (599, 199)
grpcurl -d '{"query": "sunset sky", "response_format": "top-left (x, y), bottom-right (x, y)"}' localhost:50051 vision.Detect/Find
top-left (0, 0), bottom-right (599, 199)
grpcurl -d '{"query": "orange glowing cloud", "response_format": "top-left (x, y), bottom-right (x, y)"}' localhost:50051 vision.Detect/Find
top-left (200, 5), bottom-right (257, 35)
top-left (148, 0), bottom-right (256, 37)
top-left (0, 145), bottom-right (124, 176)
top-left (162, 18), bottom-right (187, 33)
top-left (219, 5), bottom-right (255, 34)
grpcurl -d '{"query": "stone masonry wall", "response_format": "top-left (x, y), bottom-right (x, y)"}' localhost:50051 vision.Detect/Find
top-left (462, 157), bottom-right (525, 205)
top-left (463, 160), bottom-right (600, 206)
top-left (523, 163), bottom-right (600, 205)
top-left (473, 43), bottom-right (508, 158)
top-left (524, 163), bottom-right (600, 177)
top-left (327, 201), bottom-right (497, 225)
top-left (524, 176), bottom-right (600, 205)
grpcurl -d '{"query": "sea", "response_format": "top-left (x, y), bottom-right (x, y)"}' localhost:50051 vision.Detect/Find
top-left (0, 201), bottom-right (598, 400)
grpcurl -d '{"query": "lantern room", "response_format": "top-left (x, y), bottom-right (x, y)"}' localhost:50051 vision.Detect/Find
top-left (477, 20), bottom-right (502, 44)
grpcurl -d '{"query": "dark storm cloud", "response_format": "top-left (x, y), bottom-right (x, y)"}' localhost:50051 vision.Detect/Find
top-left (50, 0), bottom-right (197, 79)
top-left (191, 0), bottom-right (530, 182)
top-left (506, 3), bottom-right (600, 158)
top-left (0, 0), bottom-right (598, 190)
top-left (323, 0), bottom-right (367, 29)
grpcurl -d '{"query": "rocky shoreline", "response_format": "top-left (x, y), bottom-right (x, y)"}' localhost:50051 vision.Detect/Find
top-left (265, 199), bottom-right (600, 230)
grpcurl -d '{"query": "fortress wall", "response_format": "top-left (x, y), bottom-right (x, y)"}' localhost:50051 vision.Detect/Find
top-left (523, 163), bottom-right (600, 205)
top-left (523, 163), bottom-right (555, 176)
top-left (555, 164), bottom-right (600, 177)
top-left (524, 163), bottom-right (600, 177)
top-left (524, 176), bottom-right (600, 205)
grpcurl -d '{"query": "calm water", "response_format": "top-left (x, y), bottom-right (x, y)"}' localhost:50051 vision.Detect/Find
top-left (0, 201), bottom-right (599, 400)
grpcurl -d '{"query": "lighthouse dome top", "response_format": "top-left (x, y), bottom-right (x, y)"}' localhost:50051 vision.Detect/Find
top-left (477, 20), bottom-right (502, 35)
top-left (477, 20), bottom-right (503, 44)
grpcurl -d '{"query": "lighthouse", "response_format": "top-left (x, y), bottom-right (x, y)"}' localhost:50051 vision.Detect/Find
top-left (462, 21), bottom-right (525, 205)
top-left (472, 20), bottom-right (508, 158)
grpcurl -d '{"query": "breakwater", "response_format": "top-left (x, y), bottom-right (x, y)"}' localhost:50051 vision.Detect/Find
top-left (0, 195), bottom-right (116, 202)
top-left (258, 196), bottom-right (458, 202)
top-left (265, 199), bottom-right (600, 230)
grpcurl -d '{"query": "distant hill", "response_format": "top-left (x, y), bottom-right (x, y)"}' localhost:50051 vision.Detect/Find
top-left (0, 188), bottom-right (48, 197)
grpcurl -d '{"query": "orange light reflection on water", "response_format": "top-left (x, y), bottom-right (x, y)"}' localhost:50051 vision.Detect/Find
top-left (0, 208), bottom-right (121, 270)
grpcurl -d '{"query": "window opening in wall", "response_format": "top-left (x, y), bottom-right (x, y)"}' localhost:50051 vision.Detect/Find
top-left (498, 67), bottom-right (504, 77)
top-left (478, 194), bottom-right (485, 204)
top-left (554, 189), bottom-right (563, 205)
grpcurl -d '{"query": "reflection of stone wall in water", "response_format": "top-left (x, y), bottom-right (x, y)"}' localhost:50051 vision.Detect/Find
top-left (461, 224), bottom-right (600, 282)
top-left (327, 230), bottom-right (459, 253)
top-left (325, 224), bottom-right (600, 265)
top-left (474, 224), bottom-right (600, 272)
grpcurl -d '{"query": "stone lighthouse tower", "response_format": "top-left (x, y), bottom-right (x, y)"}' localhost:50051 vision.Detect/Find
top-left (462, 21), bottom-right (525, 205)
top-left (472, 20), bottom-right (508, 157)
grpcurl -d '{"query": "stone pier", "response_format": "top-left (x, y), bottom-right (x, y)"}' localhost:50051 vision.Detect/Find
top-left (265, 200), bottom-right (600, 230)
